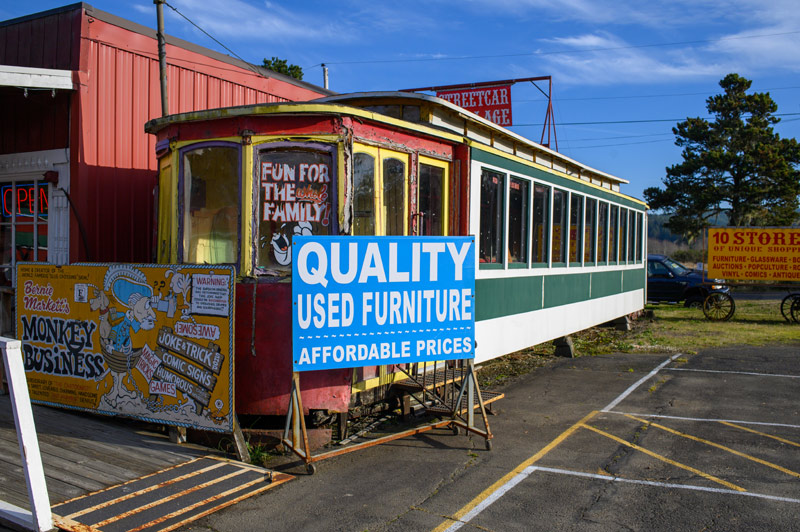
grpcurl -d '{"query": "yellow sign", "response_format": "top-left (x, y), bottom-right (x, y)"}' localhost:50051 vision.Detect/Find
top-left (707, 228), bottom-right (800, 282)
top-left (17, 263), bottom-right (235, 432)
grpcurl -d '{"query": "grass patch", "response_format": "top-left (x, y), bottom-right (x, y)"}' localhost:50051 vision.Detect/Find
top-left (477, 297), bottom-right (799, 389)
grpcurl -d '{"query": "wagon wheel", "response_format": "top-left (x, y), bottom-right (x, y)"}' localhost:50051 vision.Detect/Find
top-left (703, 293), bottom-right (735, 321)
top-left (780, 293), bottom-right (800, 323)
top-left (791, 297), bottom-right (800, 324)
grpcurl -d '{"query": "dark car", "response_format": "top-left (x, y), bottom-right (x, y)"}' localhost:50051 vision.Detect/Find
top-left (647, 254), bottom-right (728, 308)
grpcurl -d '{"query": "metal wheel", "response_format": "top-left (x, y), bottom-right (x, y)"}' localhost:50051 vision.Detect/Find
top-left (485, 439), bottom-right (493, 451)
top-left (791, 297), bottom-right (800, 324)
top-left (780, 293), bottom-right (800, 322)
top-left (703, 292), bottom-right (735, 321)
top-left (306, 463), bottom-right (316, 475)
top-left (451, 424), bottom-right (460, 435)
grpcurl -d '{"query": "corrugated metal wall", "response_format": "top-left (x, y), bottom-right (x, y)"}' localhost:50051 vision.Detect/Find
top-left (75, 8), bottom-right (325, 263)
top-left (1, 4), bottom-right (327, 263)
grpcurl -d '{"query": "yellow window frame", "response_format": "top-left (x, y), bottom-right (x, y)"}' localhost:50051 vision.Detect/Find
top-left (352, 144), bottom-right (410, 236)
top-left (417, 155), bottom-right (450, 236)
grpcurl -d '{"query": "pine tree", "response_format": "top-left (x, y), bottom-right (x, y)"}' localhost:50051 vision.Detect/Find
top-left (644, 73), bottom-right (800, 239)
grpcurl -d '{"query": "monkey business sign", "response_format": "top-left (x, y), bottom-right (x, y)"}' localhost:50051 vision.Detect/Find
top-left (292, 236), bottom-right (476, 371)
top-left (707, 227), bottom-right (800, 282)
top-left (16, 263), bottom-right (235, 432)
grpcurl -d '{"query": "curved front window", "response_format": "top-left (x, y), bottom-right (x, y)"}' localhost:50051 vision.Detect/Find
top-left (181, 145), bottom-right (240, 264)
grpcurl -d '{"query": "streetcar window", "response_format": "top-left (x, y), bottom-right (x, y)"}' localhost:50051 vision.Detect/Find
top-left (619, 208), bottom-right (628, 263)
top-left (636, 212), bottom-right (643, 262)
top-left (383, 158), bottom-right (406, 236)
top-left (532, 184), bottom-right (550, 264)
top-left (479, 169), bottom-right (504, 264)
top-left (628, 209), bottom-right (636, 262)
top-left (256, 148), bottom-right (333, 271)
top-left (609, 204), bottom-right (619, 263)
top-left (598, 202), bottom-right (608, 263)
top-left (508, 177), bottom-right (529, 264)
top-left (353, 152), bottom-right (376, 235)
top-left (569, 193), bottom-right (583, 264)
top-left (419, 163), bottom-right (444, 236)
top-left (551, 188), bottom-right (567, 264)
top-left (584, 198), bottom-right (597, 264)
top-left (182, 145), bottom-right (239, 264)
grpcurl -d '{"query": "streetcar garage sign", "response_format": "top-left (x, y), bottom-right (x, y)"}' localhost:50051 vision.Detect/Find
top-left (292, 236), bottom-right (476, 371)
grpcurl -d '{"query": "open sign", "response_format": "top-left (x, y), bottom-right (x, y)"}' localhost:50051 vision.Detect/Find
top-left (1, 184), bottom-right (49, 218)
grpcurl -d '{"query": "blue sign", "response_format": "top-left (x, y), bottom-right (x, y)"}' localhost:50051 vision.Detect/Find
top-left (292, 236), bottom-right (475, 372)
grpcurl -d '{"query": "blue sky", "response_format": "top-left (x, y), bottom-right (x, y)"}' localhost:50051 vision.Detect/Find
top-left (4, 0), bottom-right (800, 201)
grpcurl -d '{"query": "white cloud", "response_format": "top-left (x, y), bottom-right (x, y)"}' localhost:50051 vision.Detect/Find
top-left (159, 0), bottom-right (342, 43)
top-left (538, 32), bottom-right (723, 85)
top-left (462, 0), bottom-right (740, 27)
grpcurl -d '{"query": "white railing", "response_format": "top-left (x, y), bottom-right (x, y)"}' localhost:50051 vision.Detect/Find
top-left (0, 337), bottom-right (53, 532)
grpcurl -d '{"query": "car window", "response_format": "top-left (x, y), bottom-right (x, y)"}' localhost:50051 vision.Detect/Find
top-left (648, 260), bottom-right (671, 277)
top-left (662, 257), bottom-right (691, 276)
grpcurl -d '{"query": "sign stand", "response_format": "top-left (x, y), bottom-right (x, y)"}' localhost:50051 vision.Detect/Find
top-left (281, 360), bottom-right (493, 474)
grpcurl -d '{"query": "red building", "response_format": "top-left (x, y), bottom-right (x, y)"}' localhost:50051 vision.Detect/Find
top-left (0, 3), bottom-right (330, 331)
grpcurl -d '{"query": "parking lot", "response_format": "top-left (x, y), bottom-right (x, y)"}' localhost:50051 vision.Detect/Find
top-left (180, 344), bottom-right (800, 532)
top-left (431, 346), bottom-right (800, 531)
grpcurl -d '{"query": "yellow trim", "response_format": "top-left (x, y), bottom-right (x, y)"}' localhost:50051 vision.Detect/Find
top-left (470, 141), bottom-right (648, 208)
top-left (352, 143), bottom-right (410, 236)
top-left (353, 144), bottom-right (380, 234)
top-left (627, 415), bottom-right (800, 479)
top-left (151, 105), bottom-right (643, 207)
top-left (147, 103), bottom-right (465, 145)
top-left (337, 140), bottom-right (347, 233)
top-left (418, 155), bottom-right (450, 236)
top-left (249, 134), bottom-right (342, 145)
top-left (241, 145), bottom-right (254, 276)
top-left (432, 410), bottom-right (598, 532)
top-left (351, 371), bottom-right (407, 393)
top-left (581, 422), bottom-right (745, 491)
top-left (173, 137), bottom-right (242, 151)
top-left (156, 157), bottom-right (176, 264)
top-left (379, 150), bottom-right (410, 236)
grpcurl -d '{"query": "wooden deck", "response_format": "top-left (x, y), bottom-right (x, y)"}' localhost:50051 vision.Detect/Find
top-left (0, 395), bottom-right (212, 512)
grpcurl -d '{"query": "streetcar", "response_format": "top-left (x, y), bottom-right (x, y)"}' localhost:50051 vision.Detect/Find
top-left (144, 91), bottom-right (647, 419)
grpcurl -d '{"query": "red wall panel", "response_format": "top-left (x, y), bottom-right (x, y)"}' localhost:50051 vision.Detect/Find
top-left (68, 14), bottom-right (328, 263)
top-left (0, 7), bottom-right (81, 69)
top-left (3, 5), bottom-right (328, 263)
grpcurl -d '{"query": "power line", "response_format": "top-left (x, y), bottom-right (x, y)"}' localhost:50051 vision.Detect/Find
top-left (566, 133), bottom-right (673, 142)
top-left (515, 86), bottom-right (800, 103)
top-left (563, 138), bottom-right (674, 149)
top-left (163, 1), bottom-right (266, 79)
top-left (513, 112), bottom-right (800, 127)
top-left (310, 29), bottom-right (800, 68)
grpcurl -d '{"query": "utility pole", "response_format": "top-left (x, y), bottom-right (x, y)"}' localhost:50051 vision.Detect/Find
top-left (322, 63), bottom-right (329, 90)
top-left (155, 0), bottom-right (169, 117)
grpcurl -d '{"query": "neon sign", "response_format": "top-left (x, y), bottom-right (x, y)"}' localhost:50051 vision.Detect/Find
top-left (1, 184), bottom-right (48, 218)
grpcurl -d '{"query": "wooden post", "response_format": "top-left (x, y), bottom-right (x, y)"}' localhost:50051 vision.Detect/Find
top-left (232, 416), bottom-right (251, 463)
top-left (0, 337), bottom-right (53, 532)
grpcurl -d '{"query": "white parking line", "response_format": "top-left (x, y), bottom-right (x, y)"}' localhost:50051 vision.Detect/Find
top-left (606, 411), bottom-right (800, 430)
top-left (602, 353), bottom-right (683, 413)
top-left (666, 368), bottom-right (800, 379)
top-left (443, 465), bottom-right (800, 531)
top-left (531, 467), bottom-right (800, 504)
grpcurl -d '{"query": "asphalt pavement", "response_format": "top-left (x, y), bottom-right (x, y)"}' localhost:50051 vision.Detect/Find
top-left (180, 342), bottom-right (800, 532)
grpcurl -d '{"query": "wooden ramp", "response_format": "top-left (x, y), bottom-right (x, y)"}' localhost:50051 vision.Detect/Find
top-left (0, 396), bottom-right (291, 531)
